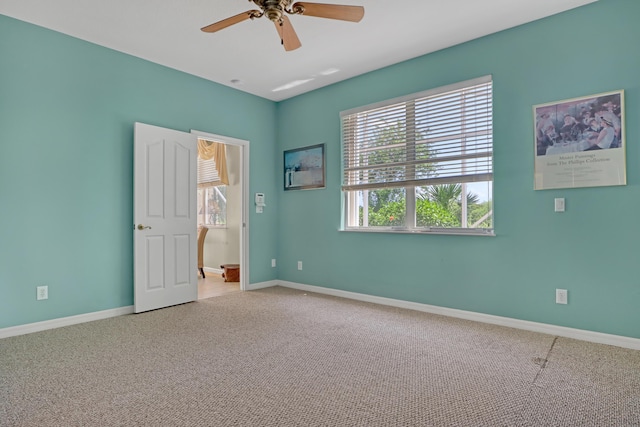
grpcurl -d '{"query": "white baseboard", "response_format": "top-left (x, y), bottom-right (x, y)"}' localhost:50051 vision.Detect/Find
top-left (203, 267), bottom-right (223, 275)
top-left (277, 281), bottom-right (640, 351)
top-left (6, 281), bottom-right (637, 350)
top-left (0, 306), bottom-right (135, 339)
top-left (0, 279), bottom-right (279, 338)
top-left (246, 280), bottom-right (279, 291)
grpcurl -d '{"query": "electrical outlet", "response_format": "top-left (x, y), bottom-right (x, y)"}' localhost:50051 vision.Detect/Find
top-left (271, 259), bottom-right (276, 267)
top-left (297, 261), bottom-right (303, 271)
top-left (556, 289), bottom-right (568, 304)
top-left (37, 286), bottom-right (48, 300)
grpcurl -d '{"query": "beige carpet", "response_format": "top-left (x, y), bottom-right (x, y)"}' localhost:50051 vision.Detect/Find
top-left (1, 286), bottom-right (638, 426)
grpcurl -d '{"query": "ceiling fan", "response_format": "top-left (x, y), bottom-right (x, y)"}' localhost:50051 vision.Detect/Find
top-left (201, 1), bottom-right (365, 51)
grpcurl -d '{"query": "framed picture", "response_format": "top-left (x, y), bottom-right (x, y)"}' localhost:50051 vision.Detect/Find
top-left (533, 90), bottom-right (626, 190)
top-left (284, 143), bottom-right (325, 191)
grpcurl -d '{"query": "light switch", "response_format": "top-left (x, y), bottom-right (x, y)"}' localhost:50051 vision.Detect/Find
top-left (554, 198), bottom-right (565, 212)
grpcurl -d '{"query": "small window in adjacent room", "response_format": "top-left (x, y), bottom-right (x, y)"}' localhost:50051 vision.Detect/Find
top-left (340, 76), bottom-right (494, 235)
top-left (197, 184), bottom-right (227, 227)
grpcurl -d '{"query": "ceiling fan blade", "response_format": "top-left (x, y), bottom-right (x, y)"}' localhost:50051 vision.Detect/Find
top-left (291, 2), bottom-right (364, 22)
top-left (275, 15), bottom-right (302, 51)
top-left (201, 10), bottom-right (257, 33)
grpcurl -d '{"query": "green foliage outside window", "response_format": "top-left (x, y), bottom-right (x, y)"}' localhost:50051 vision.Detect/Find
top-left (360, 183), bottom-right (492, 228)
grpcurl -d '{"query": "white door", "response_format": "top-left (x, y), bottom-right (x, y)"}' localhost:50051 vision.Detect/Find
top-left (134, 122), bottom-right (198, 313)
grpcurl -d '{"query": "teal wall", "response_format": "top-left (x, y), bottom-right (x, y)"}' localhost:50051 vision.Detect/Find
top-left (2, 0), bottom-right (639, 340)
top-left (276, 0), bottom-right (640, 339)
top-left (0, 15), bottom-right (279, 328)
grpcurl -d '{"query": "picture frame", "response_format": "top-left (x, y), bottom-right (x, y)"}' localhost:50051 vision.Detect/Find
top-left (533, 90), bottom-right (626, 190)
top-left (284, 143), bottom-right (326, 191)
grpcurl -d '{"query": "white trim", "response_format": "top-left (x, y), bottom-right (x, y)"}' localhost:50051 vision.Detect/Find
top-left (277, 281), bottom-right (640, 351)
top-left (204, 267), bottom-right (223, 275)
top-left (0, 278), bottom-right (275, 338)
top-left (246, 280), bottom-right (279, 291)
top-left (339, 227), bottom-right (495, 237)
top-left (0, 306), bottom-right (134, 339)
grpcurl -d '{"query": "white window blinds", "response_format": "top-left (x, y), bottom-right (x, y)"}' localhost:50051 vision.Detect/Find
top-left (341, 76), bottom-right (493, 191)
top-left (197, 156), bottom-right (220, 188)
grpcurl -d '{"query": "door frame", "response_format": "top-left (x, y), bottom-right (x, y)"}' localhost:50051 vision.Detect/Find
top-left (191, 129), bottom-right (249, 291)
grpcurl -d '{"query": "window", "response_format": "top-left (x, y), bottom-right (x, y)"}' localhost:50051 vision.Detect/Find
top-left (197, 155), bottom-right (227, 227)
top-left (198, 185), bottom-right (227, 227)
top-left (341, 76), bottom-right (493, 235)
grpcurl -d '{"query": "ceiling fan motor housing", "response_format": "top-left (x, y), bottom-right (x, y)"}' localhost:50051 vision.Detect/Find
top-left (254, 0), bottom-right (292, 22)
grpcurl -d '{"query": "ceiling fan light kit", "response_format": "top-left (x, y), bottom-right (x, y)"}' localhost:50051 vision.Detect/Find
top-left (201, 0), bottom-right (364, 51)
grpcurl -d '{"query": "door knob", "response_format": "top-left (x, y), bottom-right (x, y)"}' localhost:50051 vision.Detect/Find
top-left (137, 224), bottom-right (152, 230)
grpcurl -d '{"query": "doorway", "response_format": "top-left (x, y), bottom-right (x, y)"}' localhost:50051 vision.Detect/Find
top-left (192, 130), bottom-right (249, 297)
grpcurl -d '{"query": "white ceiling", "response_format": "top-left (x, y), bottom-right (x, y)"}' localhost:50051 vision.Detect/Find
top-left (1, 0), bottom-right (597, 101)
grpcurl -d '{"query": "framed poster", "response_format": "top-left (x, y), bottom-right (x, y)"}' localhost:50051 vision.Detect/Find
top-left (533, 90), bottom-right (625, 190)
top-left (284, 143), bottom-right (325, 191)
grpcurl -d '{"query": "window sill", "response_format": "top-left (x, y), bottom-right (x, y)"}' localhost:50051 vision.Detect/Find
top-left (339, 227), bottom-right (495, 237)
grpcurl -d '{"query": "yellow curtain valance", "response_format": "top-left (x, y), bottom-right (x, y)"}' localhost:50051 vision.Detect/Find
top-left (197, 139), bottom-right (229, 186)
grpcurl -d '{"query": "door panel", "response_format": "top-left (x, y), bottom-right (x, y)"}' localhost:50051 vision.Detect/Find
top-left (146, 235), bottom-right (165, 290)
top-left (174, 144), bottom-right (191, 218)
top-left (174, 234), bottom-right (191, 284)
top-left (147, 141), bottom-right (165, 218)
top-left (134, 122), bottom-right (197, 313)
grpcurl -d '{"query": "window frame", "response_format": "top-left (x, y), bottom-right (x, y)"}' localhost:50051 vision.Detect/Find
top-left (197, 185), bottom-right (228, 228)
top-left (340, 76), bottom-right (494, 236)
